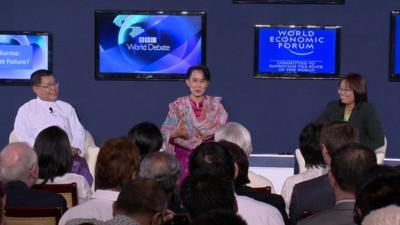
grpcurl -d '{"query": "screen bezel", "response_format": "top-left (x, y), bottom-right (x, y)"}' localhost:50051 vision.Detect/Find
top-left (95, 10), bottom-right (207, 81)
top-left (0, 31), bottom-right (52, 86)
top-left (390, 11), bottom-right (400, 81)
top-left (254, 24), bottom-right (341, 80)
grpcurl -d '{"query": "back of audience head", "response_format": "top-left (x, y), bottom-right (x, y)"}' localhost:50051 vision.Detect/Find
top-left (219, 141), bottom-right (250, 187)
top-left (361, 205), bottom-right (400, 225)
top-left (214, 122), bottom-right (253, 155)
top-left (0, 142), bottom-right (38, 186)
top-left (330, 143), bottom-right (377, 194)
top-left (320, 121), bottom-right (358, 165)
top-left (34, 126), bottom-right (72, 184)
top-left (299, 123), bottom-right (325, 169)
top-left (189, 142), bottom-right (234, 180)
top-left (139, 151), bottom-right (181, 195)
top-left (191, 209), bottom-right (247, 225)
top-left (354, 165), bottom-right (400, 224)
top-left (114, 177), bottom-right (168, 225)
top-left (95, 138), bottom-right (140, 191)
top-left (180, 175), bottom-right (237, 219)
top-left (128, 122), bottom-right (162, 157)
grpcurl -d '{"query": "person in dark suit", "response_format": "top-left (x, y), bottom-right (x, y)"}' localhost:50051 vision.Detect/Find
top-left (289, 121), bottom-right (358, 224)
top-left (297, 143), bottom-right (377, 225)
top-left (317, 73), bottom-right (384, 151)
top-left (0, 142), bottom-right (67, 212)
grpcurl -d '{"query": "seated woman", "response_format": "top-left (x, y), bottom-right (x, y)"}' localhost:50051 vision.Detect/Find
top-left (128, 121), bottom-right (163, 157)
top-left (317, 73), bottom-right (384, 150)
top-left (58, 137), bottom-right (140, 225)
top-left (280, 122), bottom-right (327, 214)
top-left (34, 126), bottom-right (92, 204)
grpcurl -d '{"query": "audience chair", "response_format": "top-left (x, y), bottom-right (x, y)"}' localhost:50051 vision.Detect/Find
top-left (5, 207), bottom-right (63, 225)
top-left (301, 210), bottom-right (315, 219)
top-left (32, 183), bottom-right (78, 208)
top-left (375, 136), bottom-right (387, 165)
top-left (251, 185), bottom-right (272, 194)
top-left (295, 148), bottom-right (306, 174)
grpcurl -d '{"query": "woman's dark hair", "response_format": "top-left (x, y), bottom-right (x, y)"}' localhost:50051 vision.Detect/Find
top-left (33, 126), bottom-right (72, 184)
top-left (128, 121), bottom-right (162, 156)
top-left (299, 123), bottom-right (325, 168)
top-left (186, 65), bottom-right (211, 81)
top-left (339, 73), bottom-right (368, 106)
top-left (219, 140), bottom-right (250, 186)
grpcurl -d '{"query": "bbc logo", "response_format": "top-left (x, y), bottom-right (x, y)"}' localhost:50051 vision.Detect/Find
top-left (139, 37), bottom-right (157, 43)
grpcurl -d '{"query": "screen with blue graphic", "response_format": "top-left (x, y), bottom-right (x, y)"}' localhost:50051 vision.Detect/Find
top-left (95, 11), bottom-right (206, 80)
top-left (390, 11), bottom-right (400, 81)
top-left (0, 32), bottom-right (51, 85)
top-left (254, 25), bottom-right (340, 79)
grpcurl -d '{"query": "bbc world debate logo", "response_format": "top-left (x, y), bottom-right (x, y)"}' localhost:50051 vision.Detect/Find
top-left (269, 29), bottom-right (325, 56)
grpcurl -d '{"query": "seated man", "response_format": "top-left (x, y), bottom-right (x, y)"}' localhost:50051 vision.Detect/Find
top-left (13, 69), bottom-right (92, 185)
top-left (0, 142), bottom-right (67, 211)
top-left (298, 143), bottom-right (377, 225)
top-left (65, 178), bottom-right (169, 225)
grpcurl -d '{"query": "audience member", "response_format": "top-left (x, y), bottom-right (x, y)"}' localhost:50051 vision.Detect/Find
top-left (59, 138), bottom-right (140, 225)
top-left (34, 126), bottom-right (91, 203)
top-left (191, 209), bottom-right (247, 225)
top-left (66, 178), bottom-right (169, 225)
top-left (128, 121), bottom-right (162, 157)
top-left (298, 143), bottom-right (377, 225)
top-left (0, 142), bottom-right (67, 211)
top-left (219, 140), bottom-right (289, 224)
top-left (354, 165), bottom-right (400, 224)
top-left (361, 205), bottom-right (400, 225)
top-left (13, 69), bottom-right (92, 185)
top-left (214, 122), bottom-right (275, 191)
top-left (139, 151), bottom-right (182, 212)
top-left (189, 142), bottom-right (285, 225)
top-left (281, 123), bottom-right (326, 213)
top-left (289, 121), bottom-right (358, 224)
top-left (181, 174), bottom-right (237, 219)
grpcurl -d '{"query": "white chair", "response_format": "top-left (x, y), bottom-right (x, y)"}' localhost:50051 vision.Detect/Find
top-left (375, 136), bottom-right (387, 165)
top-left (295, 148), bottom-right (306, 174)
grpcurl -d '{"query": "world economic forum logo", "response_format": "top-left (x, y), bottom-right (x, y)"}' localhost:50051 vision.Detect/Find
top-left (269, 29), bottom-right (325, 56)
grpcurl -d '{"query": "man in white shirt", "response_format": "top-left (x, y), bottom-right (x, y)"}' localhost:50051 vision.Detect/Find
top-left (14, 69), bottom-right (85, 157)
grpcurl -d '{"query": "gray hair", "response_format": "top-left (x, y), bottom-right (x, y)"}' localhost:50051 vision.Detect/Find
top-left (214, 122), bottom-right (253, 156)
top-left (0, 142), bottom-right (38, 183)
top-left (139, 151), bottom-right (181, 194)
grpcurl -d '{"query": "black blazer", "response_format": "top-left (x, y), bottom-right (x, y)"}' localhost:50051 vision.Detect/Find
top-left (317, 101), bottom-right (384, 150)
top-left (5, 181), bottom-right (67, 212)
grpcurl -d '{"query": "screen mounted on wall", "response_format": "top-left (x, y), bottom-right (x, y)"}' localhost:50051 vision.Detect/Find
top-left (0, 31), bottom-right (51, 85)
top-left (390, 11), bottom-right (400, 81)
top-left (95, 10), bottom-right (206, 80)
top-left (254, 25), bottom-right (341, 79)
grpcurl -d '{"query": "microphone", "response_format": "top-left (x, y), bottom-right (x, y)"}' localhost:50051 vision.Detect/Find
top-left (49, 107), bottom-right (53, 114)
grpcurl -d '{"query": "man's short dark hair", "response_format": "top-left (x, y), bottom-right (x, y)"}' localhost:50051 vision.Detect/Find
top-left (299, 123), bottom-right (325, 168)
top-left (191, 209), bottom-right (247, 225)
top-left (31, 69), bottom-right (53, 86)
top-left (128, 122), bottom-right (162, 156)
top-left (320, 121), bottom-right (359, 156)
top-left (330, 143), bottom-right (377, 193)
top-left (180, 175), bottom-right (236, 219)
top-left (219, 141), bottom-right (250, 187)
top-left (189, 142), bottom-right (234, 180)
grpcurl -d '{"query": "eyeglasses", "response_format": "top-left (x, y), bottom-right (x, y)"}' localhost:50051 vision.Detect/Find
top-left (37, 82), bottom-right (59, 89)
top-left (338, 88), bottom-right (352, 93)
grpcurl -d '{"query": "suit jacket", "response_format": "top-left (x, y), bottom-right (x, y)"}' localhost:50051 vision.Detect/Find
top-left (289, 175), bottom-right (335, 225)
top-left (297, 201), bottom-right (356, 225)
top-left (236, 185), bottom-right (289, 225)
top-left (317, 101), bottom-right (384, 150)
top-left (5, 180), bottom-right (67, 212)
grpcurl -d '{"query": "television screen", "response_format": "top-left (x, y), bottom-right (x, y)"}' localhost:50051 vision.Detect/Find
top-left (390, 11), bottom-right (400, 81)
top-left (0, 31), bottom-right (51, 85)
top-left (254, 25), bottom-right (341, 79)
top-left (95, 10), bottom-right (206, 80)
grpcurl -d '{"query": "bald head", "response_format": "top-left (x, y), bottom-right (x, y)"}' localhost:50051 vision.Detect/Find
top-left (0, 142), bottom-right (38, 185)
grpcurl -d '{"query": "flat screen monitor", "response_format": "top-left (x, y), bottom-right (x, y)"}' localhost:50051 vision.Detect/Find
top-left (390, 11), bottom-right (400, 81)
top-left (0, 31), bottom-right (51, 85)
top-left (254, 25), bottom-right (341, 79)
top-left (95, 10), bottom-right (206, 80)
